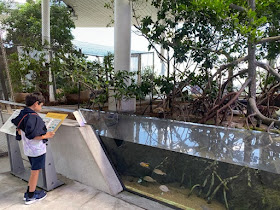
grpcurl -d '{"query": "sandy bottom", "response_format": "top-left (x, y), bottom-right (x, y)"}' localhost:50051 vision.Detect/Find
top-left (122, 176), bottom-right (226, 210)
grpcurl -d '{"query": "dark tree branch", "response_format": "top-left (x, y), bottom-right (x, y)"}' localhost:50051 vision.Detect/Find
top-left (249, 97), bottom-right (280, 127)
top-left (212, 56), bottom-right (248, 79)
top-left (257, 36), bottom-right (280, 44)
top-left (257, 83), bottom-right (280, 106)
top-left (207, 92), bottom-right (237, 116)
top-left (229, 4), bottom-right (246, 12)
top-left (201, 78), bottom-right (251, 123)
top-left (255, 61), bottom-right (280, 82)
top-left (246, 112), bottom-right (257, 129)
top-left (134, 24), bottom-right (167, 63)
top-left (131, 4), bottom-right (168, 63)
top-left (221, 68), bottom-right (248, 95)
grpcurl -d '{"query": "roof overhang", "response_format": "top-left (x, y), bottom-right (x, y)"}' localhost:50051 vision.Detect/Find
top-left (62, 0), bottom-right (158, 27)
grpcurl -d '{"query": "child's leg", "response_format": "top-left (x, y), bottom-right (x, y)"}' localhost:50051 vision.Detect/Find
top-left (28, 170), bottom-right (40, 192)
top-left (25, 154), bottom-right (47, 204)
top-left (25, 168), bottom-right (47, 204)
top-left (27, 154), bottom-right (45, 192)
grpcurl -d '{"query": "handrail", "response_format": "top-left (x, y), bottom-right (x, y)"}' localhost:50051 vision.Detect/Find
top-left (0, 100), bottom-right (75, 113)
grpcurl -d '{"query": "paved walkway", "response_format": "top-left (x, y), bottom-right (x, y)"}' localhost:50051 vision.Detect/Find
top-left (0, 156), bottom-right (173, 210)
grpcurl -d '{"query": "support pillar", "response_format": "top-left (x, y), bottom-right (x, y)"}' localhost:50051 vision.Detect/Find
top-left (110, 0), bottom-right (135, 112)
top-left (42, 0), bottom-right (55, 102)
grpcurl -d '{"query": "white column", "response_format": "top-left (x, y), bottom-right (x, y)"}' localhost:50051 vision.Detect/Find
top-left (42, 0), bottom-right (50, 46)
top-left (42, 0), bottom-right (55, 102)
top-left (109, 0), bottom-right (136, 112)
top-left (114, 0), bottom-right (131, 75)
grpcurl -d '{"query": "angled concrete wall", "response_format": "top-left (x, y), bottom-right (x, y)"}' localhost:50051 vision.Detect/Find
top-left (52, 120), bottom-right (123, 195)
top-left (1, 113), bottom-right (123, 195)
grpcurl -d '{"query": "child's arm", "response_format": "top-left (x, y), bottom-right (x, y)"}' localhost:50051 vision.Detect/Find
top-left (33, 131), bottom-right (55, 140)
top-left (25, 115), bottom-right (54, 140)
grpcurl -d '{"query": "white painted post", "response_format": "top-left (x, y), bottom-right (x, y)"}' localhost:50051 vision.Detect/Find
top-left (114, 0), bottom-right (131, 76)
top-left (109, 0), bottom-right (136, 112)
top-left (42, 0), bottom-right (55, 102)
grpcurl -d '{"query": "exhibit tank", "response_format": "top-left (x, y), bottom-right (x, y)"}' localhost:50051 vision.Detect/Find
top-left (81, 109), bottom-right (280, 210)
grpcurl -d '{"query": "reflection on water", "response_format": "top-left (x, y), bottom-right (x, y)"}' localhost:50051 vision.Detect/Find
top-left (81, 109), bottom-right (280, 175)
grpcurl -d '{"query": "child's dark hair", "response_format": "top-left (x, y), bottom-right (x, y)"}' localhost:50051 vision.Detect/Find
top-left (25, 92), bottom-right (45, 107)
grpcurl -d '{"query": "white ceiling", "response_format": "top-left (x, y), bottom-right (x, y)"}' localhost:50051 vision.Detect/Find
top-left (62, 0), bottom-right (158, 27)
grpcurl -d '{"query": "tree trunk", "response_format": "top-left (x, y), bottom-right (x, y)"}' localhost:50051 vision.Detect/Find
top-left (0, 32), bottom-right (14, 101)
top-left (0, 56), bottom-right (9, 100)
top-left (249, 98), bottom-right (280, 127)
top-left (227, 67), bottom-right (234, 92)
top-left (247, 0), bottom-right (257, 115)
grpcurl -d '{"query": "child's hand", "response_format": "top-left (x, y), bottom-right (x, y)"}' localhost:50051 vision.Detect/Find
top-left (44, 132), bottom-right (55, 139)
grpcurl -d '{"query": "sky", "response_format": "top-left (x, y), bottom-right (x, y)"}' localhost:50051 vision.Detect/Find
top-left (71, 27), bottom-right (150, 52)
top-left (71, 27), bottom-right (159, 73)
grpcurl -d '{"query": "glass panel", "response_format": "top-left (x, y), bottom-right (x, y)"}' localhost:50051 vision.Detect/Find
top-left (81, 109), bottom-right (280, 209)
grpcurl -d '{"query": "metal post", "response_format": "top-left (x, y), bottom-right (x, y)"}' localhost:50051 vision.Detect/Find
top-left (137, 54), bottom-right (141, 84)
top-left (42, 0), bottom-right (55, 102)
top-left (7, 134), bottom-right (63, 191)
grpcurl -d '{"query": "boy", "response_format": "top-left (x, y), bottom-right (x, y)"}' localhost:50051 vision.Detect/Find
top-left (11, 92), bottom-right (55, 205)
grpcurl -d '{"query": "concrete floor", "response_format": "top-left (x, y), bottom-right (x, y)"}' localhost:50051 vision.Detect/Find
top-left (0, 156), bottom-right (174, 210)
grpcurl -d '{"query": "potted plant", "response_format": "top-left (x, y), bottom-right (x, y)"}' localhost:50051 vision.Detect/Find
top-left (63, 84), bottom-right (80, 104)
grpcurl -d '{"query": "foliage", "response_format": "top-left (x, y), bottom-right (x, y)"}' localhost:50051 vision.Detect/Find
top-left (137, 66), bottom-right (155, 99)
top-left (110, 70), bottom-right (138, 100)
top-left (2, 0), bottom-right (74, 50)
top-left (9, 51), bottom-right (48, 93)
top-left (154, 75), bottom-right (174, 95)
top-left (52, 49), bottom-right (87, 93)
top-left (138, 0), bottom-right (280, 72)
top-left (0, 1), bottom-right (7, 13)
top-left (2, 0), bottom-right (75, 96)
top-left (53, 51), bottom-right (137, 107)
top-left (132, 0), bottom-right (280, 123)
